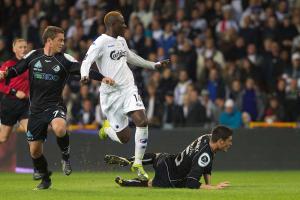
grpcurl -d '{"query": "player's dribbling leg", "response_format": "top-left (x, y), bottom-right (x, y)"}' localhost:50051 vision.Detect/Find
top-left (17, 119), bottom-right (43, 180)
top-left (29, 141), bottom-right (52, 190)
top-left (51, 118), bottom-right (72, 176)
top-left (129, 110), bottom-right (149, 180)
top-left (99, 120), bottom-right (122, 143)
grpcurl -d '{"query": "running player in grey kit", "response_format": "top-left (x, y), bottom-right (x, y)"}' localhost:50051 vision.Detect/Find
top-left (0, 26), bottom-right (114, 190)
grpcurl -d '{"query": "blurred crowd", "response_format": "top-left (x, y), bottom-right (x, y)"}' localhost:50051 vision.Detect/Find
top-left (1, 0), bottom-right (300, 129)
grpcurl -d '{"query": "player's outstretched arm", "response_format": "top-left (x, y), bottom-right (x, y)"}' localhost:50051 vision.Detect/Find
top-left (154, 59), bottom-right (170, 69)
top-left (0, 58), bottom-right (30, 81)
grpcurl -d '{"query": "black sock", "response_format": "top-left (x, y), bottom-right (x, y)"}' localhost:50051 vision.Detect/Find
top-left (56, 132), bottom-right (70, 161)
top-left (32, 155), bottom-right (50, 181)
top-left (122, 178), bottom-right (148, 187)
top-left (128, 153), bottom-right (157, 165)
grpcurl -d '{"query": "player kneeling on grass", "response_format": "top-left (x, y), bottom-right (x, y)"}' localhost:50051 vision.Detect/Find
top-left (105, 125), bottom-right (232, 189)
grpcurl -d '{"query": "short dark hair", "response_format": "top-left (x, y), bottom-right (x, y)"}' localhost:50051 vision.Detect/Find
top-left (104, 11), bottom-right (122, 28)
top-left (211, 125), bottom-right (233, 142)
top-left (42, 26), bottom-right (64, 44)
top-left (12, 38), bottom-right (26, 47)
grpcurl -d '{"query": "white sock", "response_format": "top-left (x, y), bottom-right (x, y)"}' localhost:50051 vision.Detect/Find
top-left (105, 127), bottom-right (122, 144)
top-left (134, 127), bottom-right (148, 165)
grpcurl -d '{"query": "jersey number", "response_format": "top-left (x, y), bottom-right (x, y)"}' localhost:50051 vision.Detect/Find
top-left (53, 110), bottom-right (59, 117)
top-left (175, 146), bottom-right (190, 166)
top-left (134, 94), bottom-right (142, 102)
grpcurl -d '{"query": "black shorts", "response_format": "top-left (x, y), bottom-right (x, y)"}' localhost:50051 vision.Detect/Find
top-left (152, 153), bottom-right (175, 188)
top-left (0, 96), bottom-right (29, 126)
top-left (26, 105), bottom-right (66, 142)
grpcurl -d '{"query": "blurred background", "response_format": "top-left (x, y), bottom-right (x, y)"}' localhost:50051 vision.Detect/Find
top-left (1, 0), bottom-right (300, 173)
top-left (1, 0), bottom-right (300, 130)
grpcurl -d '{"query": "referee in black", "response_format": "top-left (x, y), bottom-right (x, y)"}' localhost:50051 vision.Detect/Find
top-left (105, 125), bottom-right (232, 190)
top-left (0, 26), bottom-right (114, 190)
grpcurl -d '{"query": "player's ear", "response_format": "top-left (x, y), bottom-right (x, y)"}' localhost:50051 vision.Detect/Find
top-left (217, 139), bottom-right (224, 146)
top-left (46, 38), bottom-right (52, 45)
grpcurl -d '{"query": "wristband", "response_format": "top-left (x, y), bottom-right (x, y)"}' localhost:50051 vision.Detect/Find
top-left (9, 88), bottom-right (17, 96)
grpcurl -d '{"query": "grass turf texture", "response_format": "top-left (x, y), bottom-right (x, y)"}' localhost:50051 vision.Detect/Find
top-left (1, 171), bottom-right (300, 200)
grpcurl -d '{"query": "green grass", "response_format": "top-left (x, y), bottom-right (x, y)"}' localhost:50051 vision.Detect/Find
top-left (1, 171), bottom-right (300, 200)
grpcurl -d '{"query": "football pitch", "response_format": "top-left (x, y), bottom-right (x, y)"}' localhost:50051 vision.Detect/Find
top-left (1, 171), bottom-right (300, 200)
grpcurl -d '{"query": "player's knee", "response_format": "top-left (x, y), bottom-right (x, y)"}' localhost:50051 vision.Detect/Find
top-left (0, 135), bottom-right (9, 143)
top-left (117, 131), bottom-right (131, 144)
top-left (136, 117), bottom-right (148, 127)
top-left (30, 150), bottom-right (42, 159)
top-left (52, 126), bottom-right (66, 137)
top-left (119, 135), bottom-right (130, 144)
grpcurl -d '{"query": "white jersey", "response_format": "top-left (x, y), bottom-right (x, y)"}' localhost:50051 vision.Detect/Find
top-left (81, 34), bottom-right (156, 88)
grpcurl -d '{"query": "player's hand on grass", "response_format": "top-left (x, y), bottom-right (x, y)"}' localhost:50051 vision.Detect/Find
top-left (102, 77), bottom-right (115, 86)
top-left (16, 91), bottom-right (26, 99)
top-left (155, 59), bottom-right (170, 69)
top-left (216, 181), bottom-right (230, 189)
top-left (200, 181), bottom-right (230, 190)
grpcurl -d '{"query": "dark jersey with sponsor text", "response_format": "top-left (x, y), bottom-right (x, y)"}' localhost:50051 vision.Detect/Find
top-left (167, 134), bottom-right (214, 188)
top-left (6, 49), bottom-right (102, 113)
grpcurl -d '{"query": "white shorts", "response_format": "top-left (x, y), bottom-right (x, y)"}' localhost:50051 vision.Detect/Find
top-left (99, 83), bottom-right (145, 132)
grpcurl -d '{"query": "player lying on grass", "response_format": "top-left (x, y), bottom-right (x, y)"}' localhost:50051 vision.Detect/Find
top-left (105, 125), bottom-right (232, 189)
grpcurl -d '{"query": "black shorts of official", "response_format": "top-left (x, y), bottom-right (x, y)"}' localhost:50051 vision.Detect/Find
top-left (27, 105), bottom-right (67, 142)
top-left (0, 96), bottom-right (29, 126)
top-left (152, 153), bottom-right (175, 188)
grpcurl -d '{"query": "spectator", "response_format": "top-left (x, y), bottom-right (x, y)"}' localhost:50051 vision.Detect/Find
top-left (275, 78), bottom-right (286, 105)
top-left (184, 89), bottom-right (207, 127)
top-left (162, 91), bottom-right (184, 129)
top-left (159, 68), bottom-right (177, 96)
top-left (240, 77), bottom-right (264, 121)
top-left (242, 112), bottom-right (251, 128)
top-left (174, 69), bottom-right (192, 106)
top-left (197, 38), bottom-right (225, 76)
top-left (263, 41), bottom-right (285, 91)
top-left (158, 22), bottom-right (176, 57)
top-left (130, 0), bottom-right (153, 28)
top-left (177, 39), bottom-right (197, 80)
top-left (285, 79), bottom-right (300, 121)
top-left (228, 79), bottom-right (243, 109)
top-left (215, 5), bottom-right (239, 37)
top-left (206, 68), bottom-right (226, 102)
top-left (150, 20), bottom-right (163, 42)
top-left (264, 96), bottom-right (285, 123)
top-left (219, 99), bottom-right (242, 129)
top-left (144, 84), bottom-right (163, 128)
top-left (75, 99), bottom-right (96, 125)
top-left (278, 16), bottom-right (298, 49)
top-left (200, 89), bottom-right (217, 126)
top-left (285, 52), bottom-right (300, 79)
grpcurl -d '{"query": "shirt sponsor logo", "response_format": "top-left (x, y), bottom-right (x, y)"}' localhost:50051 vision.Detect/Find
top-left (34, 60), bottom-right (42, 71)
top-left (34, 72), bottom-right (59, 81)
top-left (45, 60), bottom-right (51, 62)
top-left (110, 50), bottom-right (126, 60)
top-left (198, 153), bottom-right (210, 167)
top-left (52, 65), bottom-right (60, 73)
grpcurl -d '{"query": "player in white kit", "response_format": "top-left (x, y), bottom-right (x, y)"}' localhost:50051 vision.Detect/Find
top-left (80, 11), bottom-right (169, 180)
